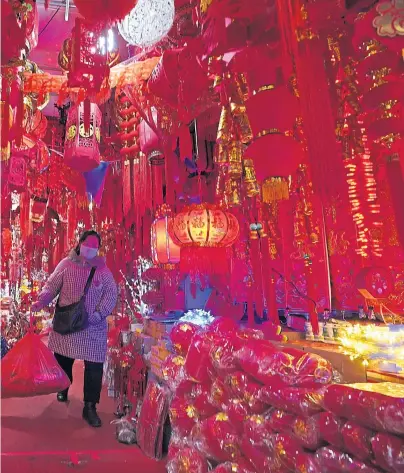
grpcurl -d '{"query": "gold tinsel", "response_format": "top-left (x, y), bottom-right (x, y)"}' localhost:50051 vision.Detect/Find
top-left (262, 177), bottom-right (290, 203)
top-left (217, 106), bottom-right (231, 145)
top-left (228, 142), bottom-right (243, 178)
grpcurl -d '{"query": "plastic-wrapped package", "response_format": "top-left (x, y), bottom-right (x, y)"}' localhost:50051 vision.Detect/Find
top-left (323, 383), bottom-right (404, 436)
top-left (266, 409), bottom-right (296, 433)
top-left (211, 460), bottom-right (257, 473)
top-left (241, 437), bottom-right (285, 473)
top-left (295, 453), bottom-right (322, 473)
top-left (315, 446), bottom-right (382, 473)
top-left (292, 414), bottom-right (325, 450)
top-left (207, 317), bottom-right (239, 335)
top-left (170, 322), bottom-right (200, 356)
top-left (243, 415), bottom-right (273, 444)
top-left (292, 353), bottom-right (333, 386)
top-left (270, 433), bottom-right (304, 471)
top-left (1, 333), bottom-right (71, 398)
top-left (235, 339), bottom-right (294, 385)
top-left (113, 416), bottom-right (137, 444)
top-left (318, 412), bottom-right (346, 449)
top-left (193, 389), bottom-right (218, 418)
top-left (210, 333), bottom-right (239, 375)
top-left (169, 394), bottom-right (199, 437)
top-left (137, 378), bottom-right (170, 459)
top-left (185, 332), bottom-right (215, 383)
top-left (259, 385), bottom-right (325, 418)
top-left (225, 371), bottom-right (267, 413)
top-left (161, 355), bottom-right (186, 392)
top-left (341, 421), bottom-right (374, 462)
top-left (371, 432), bottom-right (404, 473)
top-left (226, 399), bottom-right (251, 433)
top-left (167, 447), bottom-right (210, 473)
top-left (210, 378), bottom-right (232, 410)
top-left (192, 413), bottom-right (241, 463)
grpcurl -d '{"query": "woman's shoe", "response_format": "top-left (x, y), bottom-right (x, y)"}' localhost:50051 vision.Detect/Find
top-left (57, 390), bottom-right (68, 402)
top-left (83, 402), bottom-right (102, 428)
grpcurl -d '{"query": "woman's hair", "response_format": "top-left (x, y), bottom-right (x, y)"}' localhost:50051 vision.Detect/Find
top-left (74, 230), bottom-right (102, 255)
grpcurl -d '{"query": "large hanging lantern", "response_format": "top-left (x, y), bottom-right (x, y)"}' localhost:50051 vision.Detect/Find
top-left (169, 204), bottom-right (239, 277)
top-left (64, 101), bottom-right (102, 172)
top-left (73, 0), bottom-right (137, 26)
top-left (118, 0), bottom-right (175, 47)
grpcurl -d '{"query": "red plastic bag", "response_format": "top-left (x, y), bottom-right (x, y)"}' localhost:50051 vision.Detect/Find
top-left (167, 447), bottom-right (210, 473)
top-left (1, 333), bottom-right (70, 398)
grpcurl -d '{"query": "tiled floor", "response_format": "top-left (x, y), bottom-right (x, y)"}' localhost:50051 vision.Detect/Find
top-left (1, 361), bottom-right (166, 473)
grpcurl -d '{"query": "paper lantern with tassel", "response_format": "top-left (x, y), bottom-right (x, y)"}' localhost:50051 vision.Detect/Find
top-left (64, 101), bottom-right (102, 172)
top-left (169, 204), bottom-right (239, 277)
top-left (245, 134), bottom-right (303, 203)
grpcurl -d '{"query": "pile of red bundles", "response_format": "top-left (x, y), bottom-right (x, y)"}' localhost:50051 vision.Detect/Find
top-left (1, 333), bottom-right (70, 398)
top-left (323, 383), bottom-right (404, 436)
top-left (137, 378), bottom-right (170, 459)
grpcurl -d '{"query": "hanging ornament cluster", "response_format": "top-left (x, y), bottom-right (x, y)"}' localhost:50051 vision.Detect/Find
top-left (118, 0), bottom-right (175, 47)
top-left (169, 204), bottom-right (239, 278)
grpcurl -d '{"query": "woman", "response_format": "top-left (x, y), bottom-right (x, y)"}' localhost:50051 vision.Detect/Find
top-left (32, 230), bottom-right (117, 428)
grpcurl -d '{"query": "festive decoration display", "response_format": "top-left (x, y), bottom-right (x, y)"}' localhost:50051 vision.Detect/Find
top-left (3, 1), bottom-right (404, 467)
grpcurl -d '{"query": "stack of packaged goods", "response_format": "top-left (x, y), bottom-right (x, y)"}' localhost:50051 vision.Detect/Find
top-left (161, 317), bottom-right (404, 473)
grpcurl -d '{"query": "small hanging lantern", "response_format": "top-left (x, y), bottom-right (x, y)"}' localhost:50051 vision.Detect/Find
top-left (151, 214), bottom-right (180, 268)
top-left (169, 204), bottom-right (239, 277)
top-left (64, 101), bottom-right (102, 172)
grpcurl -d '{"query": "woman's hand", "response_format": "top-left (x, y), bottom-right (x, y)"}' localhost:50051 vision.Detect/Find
top-left (31, 301), bottom-right (43, 313)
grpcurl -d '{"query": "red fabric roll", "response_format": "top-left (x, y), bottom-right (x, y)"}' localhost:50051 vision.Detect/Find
top-left (341, 421), bottom-right (374, 462)
top-left (371, 432), bottom-right (404, 473)
top-left (318, 412), bottom-right (346, 449)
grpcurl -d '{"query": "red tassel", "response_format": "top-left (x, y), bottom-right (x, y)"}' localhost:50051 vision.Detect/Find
top-left (179, 247), bottom-right (230, 277)
top-left (151, 163), bottom-right (164, 208)
top-left (1, 100), bottom-right (10, 150)
top-left (44, 0), bottom-right (49, 9)
top-left (14, 90), bottom-right (24, 148)
top-left (250, 237), bottom-right (264, 318)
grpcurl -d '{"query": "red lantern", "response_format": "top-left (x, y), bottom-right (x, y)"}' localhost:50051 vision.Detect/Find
top-left (169, 204), bottom-right (239, 277)
top-left (73, 0), bottom-right (137, 25)
top-left (151, 216), bottom-right (180, 267)
top-left (245, 134), bottom-right (303, 202)
top-left (245, 87), bottom-right (299, 135)
top-left (64, 102), bottom-right (101, 172)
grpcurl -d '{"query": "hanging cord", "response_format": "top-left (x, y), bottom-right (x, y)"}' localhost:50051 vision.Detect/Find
top-left (39, 3), bottom-right (64, 37)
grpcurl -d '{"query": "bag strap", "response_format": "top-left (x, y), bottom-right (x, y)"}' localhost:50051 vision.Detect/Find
top-left (83, 267), bottom-right (96, 296)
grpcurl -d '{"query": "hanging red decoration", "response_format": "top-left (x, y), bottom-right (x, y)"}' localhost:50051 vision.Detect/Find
top-left (73, 0), bottom-right (137, 25)
top-left (64, 101), bottom-right (102, 172)
top-left (151, 216), bottom-right (180, 267)
top-left (245, 134), bottom-right (303, 203)
top-left (169, 204), bottom-right (239, 278)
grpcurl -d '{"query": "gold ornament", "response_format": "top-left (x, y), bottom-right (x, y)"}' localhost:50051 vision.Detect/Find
top-left (228, 142), bottom-right (243, 178)
top-left (243, 158), bottom-right (260, 197)
top-left (66, 125), bottom-right (77, 140)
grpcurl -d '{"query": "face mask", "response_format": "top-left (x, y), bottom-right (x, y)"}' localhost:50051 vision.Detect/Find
top-left (80, 245), bottom-right (98, 260)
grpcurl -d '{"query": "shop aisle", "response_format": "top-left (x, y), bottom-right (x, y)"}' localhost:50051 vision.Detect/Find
top-left (1, 361), bottom-right (166, 473)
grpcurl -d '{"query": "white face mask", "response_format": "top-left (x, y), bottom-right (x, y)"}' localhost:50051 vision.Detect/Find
top-left (80, 245), bottom-right (98, 260)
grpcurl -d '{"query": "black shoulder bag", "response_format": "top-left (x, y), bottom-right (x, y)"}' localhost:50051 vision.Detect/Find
top-left (53, 267), bottom-right (96, 335)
